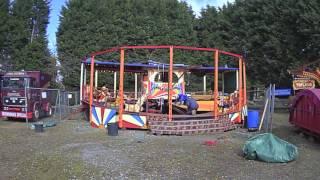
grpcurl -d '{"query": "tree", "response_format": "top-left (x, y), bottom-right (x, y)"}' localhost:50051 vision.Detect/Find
top-left (198, 0), bottom-right (320, 86)
top-left (57, 0), bottom-right (197, 89)
top-left (0, 0), bottom-right (9, 69)
top-left (9, 0), bottom-right (51, 72)
top-left (58, 0), bottom-right (320, 88)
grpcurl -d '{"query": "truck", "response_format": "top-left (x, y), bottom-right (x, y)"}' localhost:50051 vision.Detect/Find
top-left (0, 71), bottom-right (52, 120)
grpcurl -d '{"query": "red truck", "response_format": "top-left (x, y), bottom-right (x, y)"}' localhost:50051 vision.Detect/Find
top-left (0, 71), bottom-right (52, 120)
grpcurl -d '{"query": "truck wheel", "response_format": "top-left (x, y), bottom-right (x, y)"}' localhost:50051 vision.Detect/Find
top-left (45, 105), bottom-right (53, 117)
top-left (33, 106), bottom-right (40, 121)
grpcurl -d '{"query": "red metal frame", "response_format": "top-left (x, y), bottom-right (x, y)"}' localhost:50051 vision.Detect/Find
top-left (214, 50), bottom-right (219, 117)
top-left (168, 46), bottom-right (173, 121)
top-left (90, 45), bottom-right (242, 58)
top-left (89, 55), bottom-right (95, 125)
top-left (119, 49), bottom-right (125, 128)
top-left (238, 57), bottom-right (243, 118)
top-left (87, 45), bottom-right (245, 127)
top-left (243, 60), bottom-right (247, 106)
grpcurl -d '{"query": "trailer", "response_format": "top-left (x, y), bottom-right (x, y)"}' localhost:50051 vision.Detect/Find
top-left (289, 89), bottom-right (320, 135)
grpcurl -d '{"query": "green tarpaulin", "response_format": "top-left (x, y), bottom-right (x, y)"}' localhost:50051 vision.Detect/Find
top-left (243, 133), bottom-right (298, 163)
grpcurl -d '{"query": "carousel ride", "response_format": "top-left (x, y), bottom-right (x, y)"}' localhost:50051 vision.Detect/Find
top-left (80, 46), bottom-right (247, 135)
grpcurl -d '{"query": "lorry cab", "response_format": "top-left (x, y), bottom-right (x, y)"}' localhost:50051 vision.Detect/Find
top-left (0, 71), bottom-right (52, 120)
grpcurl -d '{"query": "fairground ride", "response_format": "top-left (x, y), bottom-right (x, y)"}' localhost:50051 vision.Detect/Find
top-left (80, 45), bottom-right (247, 135)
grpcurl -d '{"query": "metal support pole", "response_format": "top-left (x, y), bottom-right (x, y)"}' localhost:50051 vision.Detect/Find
top-left (53, 89), bottom-right (59, 121)
top-left (114, 72), bottom-right (117, 97)
top-left (59, 89), bottom-right (62, 121)
top-left (203, 75), bottom-right (206, 94)
top-left (76, 92), bottom-right (78, 105)
top-left (270, 84), bottom-right (275, 132)
top-left (84, 68), bottom-right (87, 86)
top-left (84, 68), bottom-right (87, 100)
top-left (236, 70), bottom-right (239, 90)
top-left (264, 84), bottom-right (272, 132)
top-left (67, 92), bottom-right (70, 114)
top-left (95, 70), bottom-right (98, 88)
top-left (80, 63), bottom-right (84, 103)
top-left (134, 73), bottom-right (138, 100)
top-left (238, 58), bottom-right (243, 122)
top-left (118, 49), bottom-right (125, 128)
top-left (168, 46), bottom-right (173, 121)
top-left (89, 56), bottom-right (95, 124)
top-left (222, 72), bottom-right (225, 95)
top-left (214, 50), bottom-right (219, 117)
top-left (243, 61), bottom-right (247, 106)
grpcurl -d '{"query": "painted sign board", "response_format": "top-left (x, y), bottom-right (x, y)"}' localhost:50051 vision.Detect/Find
top-left (293, 79), bottom-right (315, 90)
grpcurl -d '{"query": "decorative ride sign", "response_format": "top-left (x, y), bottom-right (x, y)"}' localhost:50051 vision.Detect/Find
top-left (293, 79), bottom-right (315, 90)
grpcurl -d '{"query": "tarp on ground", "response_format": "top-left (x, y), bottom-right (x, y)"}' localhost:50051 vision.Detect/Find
top-left (243, 133), bottom-right (298, 163)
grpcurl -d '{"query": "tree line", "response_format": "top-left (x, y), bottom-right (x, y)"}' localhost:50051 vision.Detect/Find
top-left (0, 0), bottom-right (319, 90)
top-left (0, 0), bottom-right (57, 81)
top-left (58, 0), bottom-right (320, 89)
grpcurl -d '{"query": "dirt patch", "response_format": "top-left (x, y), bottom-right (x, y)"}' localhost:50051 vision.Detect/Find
top-left (1, 113), bottom-right (320, 179)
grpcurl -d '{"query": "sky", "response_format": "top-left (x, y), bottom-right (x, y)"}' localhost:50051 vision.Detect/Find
top-left (46, 0), bottom-right (234, 54)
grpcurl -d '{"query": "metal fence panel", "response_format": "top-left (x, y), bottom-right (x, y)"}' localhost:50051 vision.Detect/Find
top-left (23, 88), bottom-right (81, 125)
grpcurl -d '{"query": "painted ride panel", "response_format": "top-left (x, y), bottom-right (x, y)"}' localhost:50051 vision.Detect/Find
top-left (90, 104), bottom-right (147, 129)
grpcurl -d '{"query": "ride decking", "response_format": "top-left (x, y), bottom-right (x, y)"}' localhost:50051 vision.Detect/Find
top-left (147, 113), bottom-right (236, 135)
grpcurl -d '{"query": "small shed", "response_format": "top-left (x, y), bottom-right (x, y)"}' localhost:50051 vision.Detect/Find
top-left (289, 89), bottom-right (320, 134)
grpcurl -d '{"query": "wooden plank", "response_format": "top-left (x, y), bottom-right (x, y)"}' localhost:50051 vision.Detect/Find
top-left (259, 98), bottom-right (269, 131)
